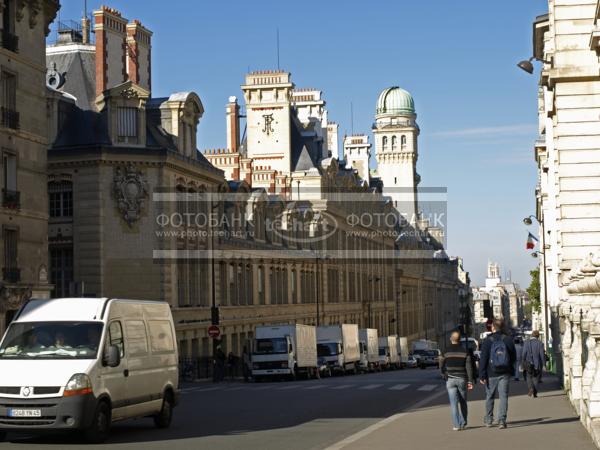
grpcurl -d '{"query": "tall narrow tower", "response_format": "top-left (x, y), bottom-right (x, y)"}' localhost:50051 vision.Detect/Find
top-left (373, 87), bottom-right (420, 224)
top-left (343, 134), bottom-right (371, 182)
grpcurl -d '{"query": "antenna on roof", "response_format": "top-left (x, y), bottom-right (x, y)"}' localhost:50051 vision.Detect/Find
top-left (350, 102), bottom-right (354, 135)
top-left (276, 28), bottom-right (280, 70)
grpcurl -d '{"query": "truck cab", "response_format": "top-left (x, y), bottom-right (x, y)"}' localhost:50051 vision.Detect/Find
top-left (252, 335), bottom-right (295, 379)
top-left (317, 341), bottom-right (344, 374)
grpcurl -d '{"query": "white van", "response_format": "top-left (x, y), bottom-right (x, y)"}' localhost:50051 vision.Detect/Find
top-left (0, 297), bottom-right (179, 443)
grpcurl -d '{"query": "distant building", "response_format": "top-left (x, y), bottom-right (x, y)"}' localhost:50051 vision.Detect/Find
top-left (343, 134), bottom-right (371, 182)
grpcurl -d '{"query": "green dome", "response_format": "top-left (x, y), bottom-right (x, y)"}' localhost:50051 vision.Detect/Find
top-left (376, 86), bottom-right (415, 116)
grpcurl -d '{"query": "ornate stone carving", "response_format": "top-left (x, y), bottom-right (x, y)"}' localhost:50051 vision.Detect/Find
top-left (0, 285), bottom-right (32, 312)
top-left (113, 164), bottom-right (148, 227)
top-left (28, 0), bottom-right (41, 28)
top-left (15, 0), bottom-right (25, 22)
top-left (42, 0), bottom-right (60, 36)
top-left (121, 88), bottom-right (139, 99)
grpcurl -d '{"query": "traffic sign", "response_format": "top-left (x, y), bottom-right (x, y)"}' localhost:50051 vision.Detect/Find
top-left (208, 325), bottom-right (220, 338)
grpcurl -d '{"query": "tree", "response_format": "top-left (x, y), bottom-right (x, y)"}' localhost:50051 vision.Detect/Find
top-left (526, 268), bottom-right (541, 316)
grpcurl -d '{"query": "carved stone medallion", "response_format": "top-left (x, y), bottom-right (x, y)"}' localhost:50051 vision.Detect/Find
top-left (113, 163), bottom-right (148, 227)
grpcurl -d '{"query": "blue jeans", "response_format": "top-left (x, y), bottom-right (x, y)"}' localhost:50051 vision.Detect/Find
top-left (446, 377), bottom-right (468, 428)
top-left (485, 374), bottom-right (510, 424)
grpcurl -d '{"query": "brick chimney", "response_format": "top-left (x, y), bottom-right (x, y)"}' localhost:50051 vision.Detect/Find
top-left (126, 19), bottom-right (152, 93)
top-left (93, 6), bottom-right (128, 98)
top-left (226, 96), bottom-right (240, 152)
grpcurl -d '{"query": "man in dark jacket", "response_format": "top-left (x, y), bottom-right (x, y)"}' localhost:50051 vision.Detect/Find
top-left (440, 330), bottom-right (474, 430)
top-left (522, 330), bottom-right (546, 397)
top-left (479, 318), bottom-right (517, 429)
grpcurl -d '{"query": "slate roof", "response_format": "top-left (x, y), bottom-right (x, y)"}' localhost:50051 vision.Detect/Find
top-left (290, 117), bottom-right (322, 172)
top-left (46, 45), bottom-right (96, 111)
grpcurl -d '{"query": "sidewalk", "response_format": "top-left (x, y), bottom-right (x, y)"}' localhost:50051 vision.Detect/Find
top-left (329, 376), bottom-right (596, 450)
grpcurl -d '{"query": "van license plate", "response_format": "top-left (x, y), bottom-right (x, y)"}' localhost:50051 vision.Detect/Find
top-left (8, 409), bottom-right (41, 417)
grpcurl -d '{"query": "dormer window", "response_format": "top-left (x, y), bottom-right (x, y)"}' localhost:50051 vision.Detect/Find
top-left (117, 107), bottom-right (138, 143)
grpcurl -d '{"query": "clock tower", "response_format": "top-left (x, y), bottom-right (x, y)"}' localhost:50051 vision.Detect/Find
top-left (241, 70), bottom-right (294, 176)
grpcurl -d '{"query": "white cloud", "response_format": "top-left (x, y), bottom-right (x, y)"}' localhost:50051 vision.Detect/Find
top-left (430, 124), bottom-right (537, 138)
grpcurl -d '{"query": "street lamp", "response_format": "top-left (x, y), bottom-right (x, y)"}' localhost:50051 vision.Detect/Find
top-left (517, 56), bottom-right (552, 74)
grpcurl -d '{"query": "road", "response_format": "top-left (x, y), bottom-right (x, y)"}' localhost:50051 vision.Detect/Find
top-left (0, 367), bottom-right (445, 449)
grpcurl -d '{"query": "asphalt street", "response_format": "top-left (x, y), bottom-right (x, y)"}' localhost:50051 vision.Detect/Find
top-left (0, 367), bottom-right (446, 449)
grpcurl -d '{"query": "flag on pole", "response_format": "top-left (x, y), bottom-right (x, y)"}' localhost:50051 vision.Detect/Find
top-left (526, 232), bottom-right (538, 250)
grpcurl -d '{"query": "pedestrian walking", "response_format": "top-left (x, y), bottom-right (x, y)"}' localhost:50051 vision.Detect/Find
top-left (242, 346), bottom-right (252, 382)
top-left (227, 351), bottom-right (236, 380)
top-left (514, 336), bottom-right (523, 381)
top-left (479, 318), bottom-right (517, 429)
top-left (522, 330), bottom-right (546, 398)
top-left (440, 330), bottom-right (474, 431)
top-left (214, 346), bottom-right (226, 382)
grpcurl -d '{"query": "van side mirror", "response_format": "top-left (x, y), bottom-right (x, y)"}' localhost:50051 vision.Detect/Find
top-left (104, 345), bottom-right (121, 367)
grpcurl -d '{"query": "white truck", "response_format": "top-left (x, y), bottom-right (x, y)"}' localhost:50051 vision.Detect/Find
top-left (398, 336), bottom-right (409, 368)
top-left (358, 328), bottom-right (379, 372)
top-left (378, 336), bottom-right (400, 370)
top-left (317, 324), bottom-right (360, 374)
top-left (252, 325), bottom-right (318, 380)
top-left (412, 339), bottom-right (439, 368)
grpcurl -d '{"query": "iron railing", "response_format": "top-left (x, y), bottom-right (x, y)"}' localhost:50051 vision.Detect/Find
top-left (2, 189), bottom-right (20, 209)
top-left (2, 268), bottom-right (20, 284)
top-left (2, 30), bottom-right (18, 53)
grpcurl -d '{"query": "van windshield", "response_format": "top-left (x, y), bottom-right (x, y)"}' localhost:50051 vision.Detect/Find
top-left (0, 321), bottom-right (103, 359)
top-left (317, 343), bottom-right (340, 357)
top-left (254, 338), bottom-right (288, 355)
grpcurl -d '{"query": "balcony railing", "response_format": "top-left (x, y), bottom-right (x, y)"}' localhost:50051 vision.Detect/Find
top-left (2, 30), bottom-right (18, 53)
top-left (2, 189), bottom-right (20, 209)
top-left (2, 268), bottom-right (20, 284)
top-left (0, 107), bottom-right (19, 130)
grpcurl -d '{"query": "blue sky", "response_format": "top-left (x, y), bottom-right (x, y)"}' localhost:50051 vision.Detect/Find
top-left (54, 0), bottom-right (546, 287)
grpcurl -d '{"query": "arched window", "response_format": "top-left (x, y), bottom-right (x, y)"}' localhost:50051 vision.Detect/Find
top-left (391, 136), bottom-right (397, 150)
top-left (382, 136), bottom-right (388, 151)
top-left (401, 135), bottom-right (407, 148)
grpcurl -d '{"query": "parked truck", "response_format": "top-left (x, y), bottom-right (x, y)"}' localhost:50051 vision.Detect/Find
top-left (412, 339), bottom-right (439, 368)
top-left (358, 328), bottom-right (379, 372)
top-left (378, 336), bottom-right (400, 370)
top-left (398, 336), bottom-right (409, 368)
top-left (252, 324), bottom-right (318, 381)
top-left (317, 324), bottom-right (360, 374)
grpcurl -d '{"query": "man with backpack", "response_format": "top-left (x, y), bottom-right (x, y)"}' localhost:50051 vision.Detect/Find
top-left (479, 318), bottom-right (517, 429)
top-left (521, 330), bottom-right (546, 398)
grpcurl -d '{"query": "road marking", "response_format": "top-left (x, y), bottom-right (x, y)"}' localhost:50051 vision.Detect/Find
top-left (389, 384), bottom-right (410, 391)
top-left (332, 384), bottom-right (355, 390)
top-left (361, 384), bottom-right (383, 390)
top-left (224, 386), bottom-right (247, 391)
top-left (277, 384), bottom-right (300, 390)
top-left (417, 384), bottom-right (438, 392)
top-left (305, 384), bottom-right (326, 390)
top-left (196, 386), bottom-right (221, 392)
top-left (253, 385), bottom-right (273, 390)
top-left (324, 387), bottom-right (448, 450)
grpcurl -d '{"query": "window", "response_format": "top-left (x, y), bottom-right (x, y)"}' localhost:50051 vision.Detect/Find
top-left (0, 71), bottom-right (17, 129)
top-left (125, 320), bottom-right (148, 357)
top-left (2, 153), bottom-right (17, 208)
top-left (148, 320), bottom-right (175, 353)
top-left (382, 136), bottom-right (388, 151)
top-left (49, 246), bottom-right (73, 298)
top-left (117, 107), bottom-right (138, 141)
top-left (2, 227), bottom-right (17, 282)
top-left (1, 1), bottom-right (17, 52)
top-left (391, 136), bottom-right (397, 150)
top-left (401, 135), bottom-right (407, 148)
top-left (107, 321), bottom-right (125, 358)
top-left (49, 181), bottom-right (73, 218)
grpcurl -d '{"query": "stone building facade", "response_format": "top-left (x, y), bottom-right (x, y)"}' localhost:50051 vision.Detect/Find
top-left (527, 0), bottom-right (600, 445)
top-left (45, 6), bottom-right (470, 367)
top-left (0, 0), bottom-right (59, 335)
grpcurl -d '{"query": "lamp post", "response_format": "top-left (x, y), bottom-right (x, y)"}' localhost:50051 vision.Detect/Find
top-left (516, 56), bottom-right (552, 74)
top-left (524, 214), bottom-right (551, 369)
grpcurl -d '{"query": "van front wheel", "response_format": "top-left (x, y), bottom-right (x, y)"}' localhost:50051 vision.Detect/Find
top-left (154, 393), bottom-right (174, 428)
top-left (84, 401), bottom-right (111, 444)
top-left (0, 431), bottom-right (6, 442)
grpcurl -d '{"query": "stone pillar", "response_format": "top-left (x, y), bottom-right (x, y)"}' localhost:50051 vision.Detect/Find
top-left (570, 309), bottom-right (584, 412)
top-left (587, 314), bottom-right (600, 447)
top-left (582, 333), bottom-right (596, 427)
top-left (562, 308), bottom-right (573, 390)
